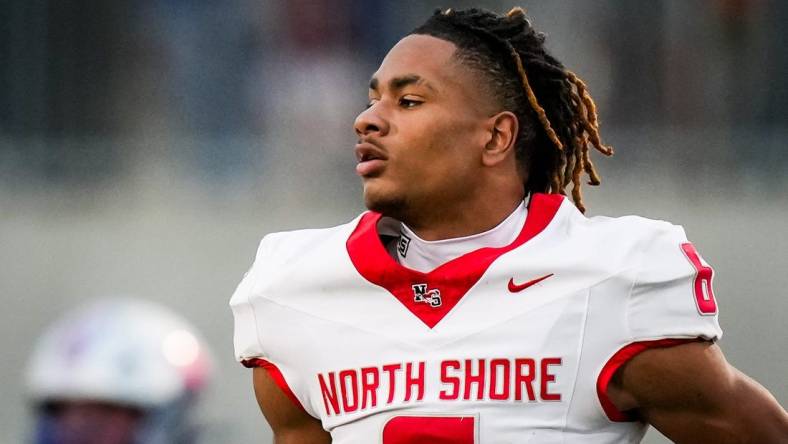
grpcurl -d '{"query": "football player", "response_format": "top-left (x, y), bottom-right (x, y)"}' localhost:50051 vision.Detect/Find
top-left (27, 298), bottom-right (212, 444)
top-left (231, 7), bottom-right (788, 443)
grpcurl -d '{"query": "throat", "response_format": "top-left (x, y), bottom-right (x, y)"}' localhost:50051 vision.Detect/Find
top-left (386, 199), bottom-right (528, 273)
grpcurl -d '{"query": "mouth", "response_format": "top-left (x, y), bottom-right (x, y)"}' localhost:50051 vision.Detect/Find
top-left (354, 142), bottom-right (387, 177)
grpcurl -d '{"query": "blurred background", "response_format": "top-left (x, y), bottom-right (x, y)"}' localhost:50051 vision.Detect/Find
top-left (1, 0), bottom-right (785, 442)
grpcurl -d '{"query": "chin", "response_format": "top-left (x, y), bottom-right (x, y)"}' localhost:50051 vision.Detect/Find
top-left (363, 185), bottom-right (408, 219)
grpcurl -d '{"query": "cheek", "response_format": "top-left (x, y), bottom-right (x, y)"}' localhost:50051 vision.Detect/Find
top-left (393, 121), bottom-right (476, 193)
top-left (380, 105), bottom-right (484, 192)
top-left (424, 114), bottom-right (481, 167)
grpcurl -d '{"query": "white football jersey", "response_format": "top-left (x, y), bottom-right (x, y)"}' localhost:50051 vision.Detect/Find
top-left (231, 193), bottom-right (722, 443)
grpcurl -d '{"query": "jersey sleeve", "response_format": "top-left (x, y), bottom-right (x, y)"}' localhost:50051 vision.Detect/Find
top-left (228, 235), bottom-right (317, 416)
top-left (626, 223), bottom-right (722, 342)
top-left (596, 223), bottom-right (724, 422)
top-left (229, 237), bottom-right (267, 364)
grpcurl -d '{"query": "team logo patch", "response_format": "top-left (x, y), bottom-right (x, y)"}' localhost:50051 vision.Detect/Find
top-left (412, 283), bottom-right (442, 308)
top-left (397, 233), bottom-right (411, 258)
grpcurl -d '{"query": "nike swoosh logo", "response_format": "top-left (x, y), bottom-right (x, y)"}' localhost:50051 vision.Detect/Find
top-left (508, 273), bottom-right (554, 293)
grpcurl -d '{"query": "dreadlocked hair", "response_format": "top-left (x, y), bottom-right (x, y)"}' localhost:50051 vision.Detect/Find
top-left (411, 7), bottom-right (612, 213)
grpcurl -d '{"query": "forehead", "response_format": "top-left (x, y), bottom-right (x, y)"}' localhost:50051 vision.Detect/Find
top-left (372, 34), bottom-right (465, 90)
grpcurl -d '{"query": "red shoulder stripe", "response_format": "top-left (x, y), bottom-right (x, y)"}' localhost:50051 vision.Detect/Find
top-left (242, 358), bottom-right (308, 414)
top-left (596, 338), bottom-right (701, 422)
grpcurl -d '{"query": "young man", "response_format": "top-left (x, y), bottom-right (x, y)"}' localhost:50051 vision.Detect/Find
top-left (231, 8), bottom-right (787, 443)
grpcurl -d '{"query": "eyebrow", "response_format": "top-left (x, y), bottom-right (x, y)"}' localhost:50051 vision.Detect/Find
top-left (369, 74), bottom-right (436, 93)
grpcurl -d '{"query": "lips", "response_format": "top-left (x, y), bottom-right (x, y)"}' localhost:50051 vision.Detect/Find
top-left (355, 141), bottom-right (387, 177)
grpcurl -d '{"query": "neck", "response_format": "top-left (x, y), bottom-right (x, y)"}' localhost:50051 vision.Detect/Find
top-left (402, 189), bottom-right (525, 241)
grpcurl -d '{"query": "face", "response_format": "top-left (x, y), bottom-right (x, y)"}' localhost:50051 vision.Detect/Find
top-left (40, 401), bottom-right (142, 444)
top-left (354, 34), bottom-right (497, 220)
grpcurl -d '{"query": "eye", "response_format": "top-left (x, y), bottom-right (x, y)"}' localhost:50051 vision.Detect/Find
top-left (365, 99), bottom-right (378, 110)
top-left (399, 97), bottom-right (423, 109)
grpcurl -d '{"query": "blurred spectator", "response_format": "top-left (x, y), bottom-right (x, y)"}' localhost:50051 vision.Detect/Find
top-left (1, 0), bottom-right (785, 188)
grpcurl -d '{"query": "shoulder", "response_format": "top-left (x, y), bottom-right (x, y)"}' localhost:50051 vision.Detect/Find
top-left (583, 212), bottom-right (722, 341)
top-left (578, 210), bottom-right (710, 306)
top-left (558, 203), bottom-right (721, 335)
top-left (229, 212), bottom-right (365, 309)
top-left (252, 214), bottom-right (366, 269)
top-left (556, 199), bottom-right (690, 268)
top-left (518, 195), bottom-right (693, 278)
top-left (585, 214), bottom-right (696, 284)
top-left (229, 213), bottom-right (365, 363)
top-left (583, 211), bottom-right (688, 250)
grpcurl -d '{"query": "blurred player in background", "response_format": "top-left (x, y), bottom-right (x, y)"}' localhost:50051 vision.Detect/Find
top-left (231, 7), bottom-right (788, 443)
top-left (26, 298), bottom-right (212, 444)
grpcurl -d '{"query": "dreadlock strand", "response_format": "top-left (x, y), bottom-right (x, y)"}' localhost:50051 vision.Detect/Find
top-left (566, 71), bottom-right (614, 157)
top-left (506, 7), bottom-right (527, 20)
top-left (581, 144), bottom-right (603, 186)
top-left (570, 135), bottom-right (587, 209)
top-left (566, 72), bottom-right (596, 125)
top-left (564, 81), bottom-right (595, 206)
top-left (550, 171), bottom-right (562, 195)
top-left (507, 46), bottom-right (565, 152)
top-left (571, 184), bottom-right (586, 213)
top-left (562, 145), bottom-right (575, 188)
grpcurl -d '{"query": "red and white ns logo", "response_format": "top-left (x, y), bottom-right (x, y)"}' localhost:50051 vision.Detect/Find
top-left (412, 283), bottom-right (442, 308)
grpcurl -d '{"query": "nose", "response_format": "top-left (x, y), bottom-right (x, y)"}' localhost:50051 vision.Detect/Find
top-left (354, 104), bottom-right (389, 138)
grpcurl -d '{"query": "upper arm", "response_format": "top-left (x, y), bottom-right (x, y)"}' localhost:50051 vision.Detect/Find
top-left (253, 367), bottom-right (331, 444)
top-left (609, 341), bottom-right (788, 444)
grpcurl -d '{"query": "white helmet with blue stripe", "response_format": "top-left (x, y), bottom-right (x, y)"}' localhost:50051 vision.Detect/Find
top-left (26, 298), bottom-right (213, 444)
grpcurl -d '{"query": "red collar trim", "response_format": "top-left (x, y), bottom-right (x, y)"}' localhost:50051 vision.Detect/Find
top-left (346, 193), bottom-right (564, 328)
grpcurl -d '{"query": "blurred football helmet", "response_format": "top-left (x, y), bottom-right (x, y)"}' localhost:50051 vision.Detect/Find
top-left (26, 298), bottom-right (213, 444)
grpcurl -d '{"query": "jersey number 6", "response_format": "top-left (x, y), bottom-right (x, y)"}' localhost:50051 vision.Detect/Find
top-left (680, 243), bottom-right (717, 315)
top-left (382, 415), bottom-right (476, 443)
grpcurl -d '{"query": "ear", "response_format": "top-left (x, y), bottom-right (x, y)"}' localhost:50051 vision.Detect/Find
top-left (482, 111), bottom-right (518, 167)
